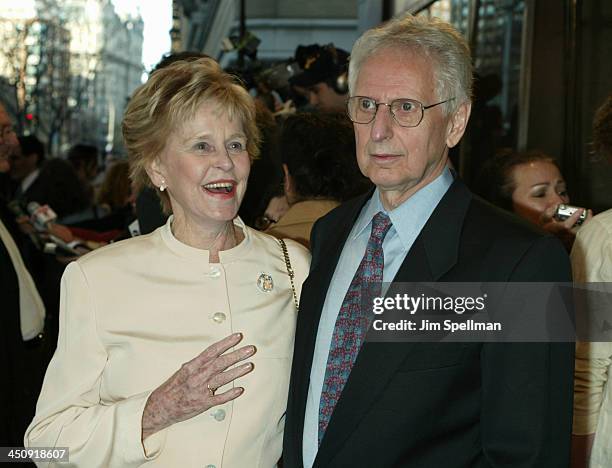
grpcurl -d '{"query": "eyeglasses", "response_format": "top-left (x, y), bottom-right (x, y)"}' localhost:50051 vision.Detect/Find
top-left (253, 215), bottom-right (277, 231)
top-left (346, 96), bottom-right (455, 128)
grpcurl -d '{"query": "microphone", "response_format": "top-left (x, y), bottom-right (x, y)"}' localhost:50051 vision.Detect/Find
top-left (27, 201), bottom-right (57, 231)
top-left (7, 199), bottom-right (42, 248)
top-left (27, 201), bottom-right (74, 243)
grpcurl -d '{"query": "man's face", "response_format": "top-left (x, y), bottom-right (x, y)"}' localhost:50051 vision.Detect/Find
top-left (352, 47), bottom-right (470, 209)
top-left (0, 104), bottom-right (18, 174)
top-left (308, 82), bottom-right (347, 112)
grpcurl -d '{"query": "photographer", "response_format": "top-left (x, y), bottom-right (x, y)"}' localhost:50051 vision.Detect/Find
top-left (478, 149), bottom-right (593, 249)
top-left (289, 43), bottom-right (349, 112)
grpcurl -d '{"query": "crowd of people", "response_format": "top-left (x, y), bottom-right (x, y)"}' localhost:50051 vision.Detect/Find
top-left (0, 11), bottom-right (611, 468)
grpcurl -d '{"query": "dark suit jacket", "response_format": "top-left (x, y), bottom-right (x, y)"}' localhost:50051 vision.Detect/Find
top-left (0, 206), bottom-right (48, 449)
top-left (20, 159), bottom-right (88, 218)
top-left (283, 179), bottom-right (574, 468)
top-left (135, 186), bottom-right (168, 235)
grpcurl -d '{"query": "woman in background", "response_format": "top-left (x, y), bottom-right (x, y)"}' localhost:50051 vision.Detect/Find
top-left (479, 149), bottom-right (592, 249)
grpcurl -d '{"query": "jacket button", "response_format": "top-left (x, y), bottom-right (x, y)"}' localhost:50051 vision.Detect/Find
top-left (208, 267), bottom-right (221, 278)
top-left (212, 409), bottom-right (226, 421)
top-left (212, 312), bottom-right (226, 323)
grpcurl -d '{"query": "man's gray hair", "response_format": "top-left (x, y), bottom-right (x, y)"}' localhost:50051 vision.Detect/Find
top-left (348, 13), bottom-right (473, 115)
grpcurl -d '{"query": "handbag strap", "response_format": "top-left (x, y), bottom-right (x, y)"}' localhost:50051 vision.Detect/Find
top-left (277, 238), bottom-right (299, 312)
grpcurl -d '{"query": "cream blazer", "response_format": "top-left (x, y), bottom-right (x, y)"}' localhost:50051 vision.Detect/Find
top-left (25, 217), bottom-right (310, 468)
top-left (571, 209), bottom-right (612, 468)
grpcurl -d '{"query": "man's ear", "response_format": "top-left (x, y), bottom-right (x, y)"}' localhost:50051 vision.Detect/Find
top-left (446, 101), bottom-right (472, 149)
top-left (145, 157), bottom-right (165, 189)
top-left (283, 163), bottom-right (298, 204)
top-left (282, 163), bottom-right (292, 194)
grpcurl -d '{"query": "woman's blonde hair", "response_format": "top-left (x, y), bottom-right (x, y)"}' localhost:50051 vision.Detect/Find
top-left (122, 57), bottom-right (260, 212)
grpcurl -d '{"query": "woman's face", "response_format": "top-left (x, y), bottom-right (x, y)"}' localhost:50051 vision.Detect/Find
top-left (510, 160), bottom-right (569, 225)
top-left (149, 102), bottom-right (251, 231)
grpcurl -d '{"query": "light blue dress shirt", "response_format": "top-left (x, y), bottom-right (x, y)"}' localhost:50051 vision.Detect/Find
top-left (302, 167), bottom-right (454, 467)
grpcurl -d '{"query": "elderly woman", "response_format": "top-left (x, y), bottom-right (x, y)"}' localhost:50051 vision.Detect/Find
top-left (479, 149), bottom-right (592, 249)
top-left (25, 58), bottom-right (309, 467)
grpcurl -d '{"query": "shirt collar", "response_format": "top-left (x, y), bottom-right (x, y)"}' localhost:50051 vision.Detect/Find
top-left (21, 168), bottom-right (39, 193)
top-left (352, 167), bottom-right (454, 249)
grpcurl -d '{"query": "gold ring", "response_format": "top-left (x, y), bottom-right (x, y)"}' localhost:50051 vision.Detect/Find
top-left (207, 383), bottom-right (217, 396)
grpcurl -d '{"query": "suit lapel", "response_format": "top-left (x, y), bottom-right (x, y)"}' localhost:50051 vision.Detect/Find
top-left (417, 179), bottom-right (472, 281)
top-left (314, 179), bottom-right (473, 466)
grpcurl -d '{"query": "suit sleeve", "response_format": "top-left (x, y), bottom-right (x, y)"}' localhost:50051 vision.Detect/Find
top-left (24, 262), bottom-right (167, 467)
top-left (481, 236), bottom-right (574, 467)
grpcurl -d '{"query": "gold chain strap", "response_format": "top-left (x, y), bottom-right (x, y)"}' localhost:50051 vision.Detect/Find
top-left (277, 238), bottom-right (299, 312)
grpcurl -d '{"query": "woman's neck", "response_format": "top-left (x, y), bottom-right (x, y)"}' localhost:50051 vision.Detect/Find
top-left (171, 218), bottom-right (244, 263)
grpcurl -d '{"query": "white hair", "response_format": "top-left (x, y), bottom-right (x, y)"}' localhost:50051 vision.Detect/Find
top-left (348, 13), bottom-right (473, 114)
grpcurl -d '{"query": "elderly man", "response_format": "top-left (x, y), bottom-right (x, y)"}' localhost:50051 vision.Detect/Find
top-left (283, 14), bottom-right (574, 468)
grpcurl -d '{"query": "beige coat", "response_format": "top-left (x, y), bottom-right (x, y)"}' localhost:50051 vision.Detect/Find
top-left (266, 200), bottom-right (339, 248)
top-left (25, 217), bottom-right (310, 468)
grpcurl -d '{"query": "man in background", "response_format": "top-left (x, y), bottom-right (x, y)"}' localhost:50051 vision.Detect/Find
top-left (0, 101), bottom-right (47, 448)
top-left (10, 135), bottom-right (88, 220)
top-left (9, 135), bottom-right (45, 200)
top-left (289, 43), bottom-right (349, 112)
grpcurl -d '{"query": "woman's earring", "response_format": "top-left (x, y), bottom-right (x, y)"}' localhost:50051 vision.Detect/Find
top-left (159, 180), bottom-right (167, 192)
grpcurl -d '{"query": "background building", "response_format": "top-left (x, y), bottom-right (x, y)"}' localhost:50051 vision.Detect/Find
top-left (61, 0), bottom-right (144, 156)
top-left (0, 0), bottom-right (144, 157)
top-left (171, 0), bottom-right (366, 66)
top-left (0, 1), bottom-right (71, 152)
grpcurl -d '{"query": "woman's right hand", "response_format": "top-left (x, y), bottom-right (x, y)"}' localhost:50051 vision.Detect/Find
top-left (141, 332), bottom-right (256, 440)
top-left (539, 205), bottom-right (593, 250)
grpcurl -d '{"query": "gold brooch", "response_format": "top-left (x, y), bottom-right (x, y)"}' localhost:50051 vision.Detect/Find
top-left (257, 273), bottom-right (274, 292)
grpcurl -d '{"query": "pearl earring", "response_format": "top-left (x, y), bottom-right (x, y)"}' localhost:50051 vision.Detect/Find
top-left (159, 180), bottom-right (167, 192)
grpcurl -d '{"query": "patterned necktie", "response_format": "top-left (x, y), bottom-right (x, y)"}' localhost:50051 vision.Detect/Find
top-left (318, 211), bottom-right (392, 444)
